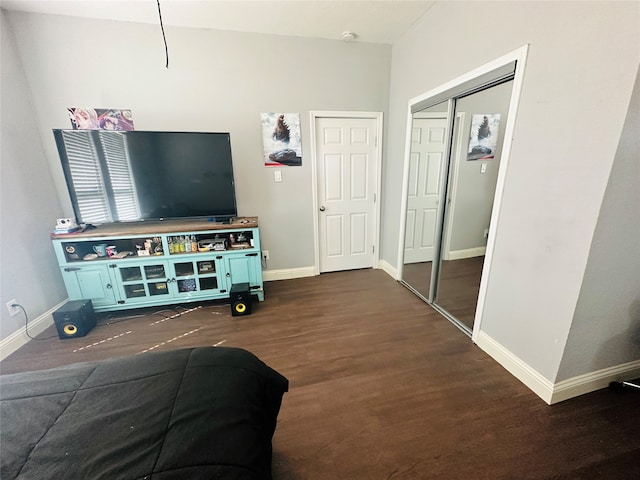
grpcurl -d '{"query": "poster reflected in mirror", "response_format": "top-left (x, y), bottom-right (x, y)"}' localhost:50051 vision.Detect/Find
top-left (467, 113), bottom-right (500, 160)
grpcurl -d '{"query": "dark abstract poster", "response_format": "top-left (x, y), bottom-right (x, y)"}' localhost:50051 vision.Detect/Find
top-left (261, 113), bottom-right (302, 166)
top-left (467, 113), bottom-right (500, 160)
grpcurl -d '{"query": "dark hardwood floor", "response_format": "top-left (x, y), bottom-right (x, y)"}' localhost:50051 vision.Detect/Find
top-left (436, 256), bottom-right (485, 330)
top-left (2, 269), bottom-right (639, 479)
top-left (401, 256), bottom-right (484, 331)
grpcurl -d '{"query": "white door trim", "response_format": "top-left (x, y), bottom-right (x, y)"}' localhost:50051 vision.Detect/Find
top-left (310, 111), bottom-right (383, 275)
top-left (472, 46), bottom-right (529, 343)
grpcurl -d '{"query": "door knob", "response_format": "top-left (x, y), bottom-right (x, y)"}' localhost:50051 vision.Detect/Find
top-left (319, 206), bottom-right (326, 212)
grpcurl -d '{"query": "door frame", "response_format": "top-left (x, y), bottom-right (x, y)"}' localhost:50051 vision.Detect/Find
top-left (310, 111), bottom-right (383, 275)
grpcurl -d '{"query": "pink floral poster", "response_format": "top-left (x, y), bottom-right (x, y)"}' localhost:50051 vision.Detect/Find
top-left (68, 108), bottom-right (135, 131)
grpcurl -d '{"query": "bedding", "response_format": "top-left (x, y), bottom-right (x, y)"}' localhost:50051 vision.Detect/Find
top-left (0, 346), bottom-right (288, 479)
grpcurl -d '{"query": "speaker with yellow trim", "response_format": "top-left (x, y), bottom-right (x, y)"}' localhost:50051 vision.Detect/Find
top-left (53, 299), bottom-right (96, 339)
top-left (230, 283), bottom-right (252, 317)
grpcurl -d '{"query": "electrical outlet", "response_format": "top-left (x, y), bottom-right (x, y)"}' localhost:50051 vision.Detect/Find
top-left (262, 250), bottom-right (269, 260)
top-left (6, 299), bottom-right (19, 317)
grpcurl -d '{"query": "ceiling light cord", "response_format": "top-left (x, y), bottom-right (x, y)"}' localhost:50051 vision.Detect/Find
top-left (156, 0), bottom-right (169, 68)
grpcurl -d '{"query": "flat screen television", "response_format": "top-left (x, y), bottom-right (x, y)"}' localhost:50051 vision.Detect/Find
top-left (53, 130), bottom-right (237, 224)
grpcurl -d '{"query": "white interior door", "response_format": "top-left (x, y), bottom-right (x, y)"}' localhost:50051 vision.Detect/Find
top-left (403, 116), bottom-right (447, 264)
top-left (315, 116), bottom-right (379, 273)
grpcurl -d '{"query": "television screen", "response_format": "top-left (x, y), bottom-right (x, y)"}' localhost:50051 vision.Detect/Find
top-left (53, 130), bottom-right (237, 224)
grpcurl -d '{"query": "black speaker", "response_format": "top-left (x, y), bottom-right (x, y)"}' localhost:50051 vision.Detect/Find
top-left (53, 300), bottom-right (96, 339)
top-left (230, 283), bottom-right (252, 317)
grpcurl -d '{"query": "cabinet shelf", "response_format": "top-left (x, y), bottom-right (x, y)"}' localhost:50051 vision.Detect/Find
top-left (52, 218), bottom-right (264, 312)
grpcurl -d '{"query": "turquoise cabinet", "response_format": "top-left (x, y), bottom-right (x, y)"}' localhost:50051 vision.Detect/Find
top-left (51, 218), bottom-right (263, 312)
top-left (60, 264), bottom-right (117, 309)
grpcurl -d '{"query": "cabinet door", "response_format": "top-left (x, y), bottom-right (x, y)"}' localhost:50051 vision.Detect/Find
top-left (113, 262), bottom-right (171, 305)
top-left (170, 257), bottom-right (224, 299)
top-left (61, 265), bottom-right (118, 308)
top-left (224, 252), bottom-right (262, 289)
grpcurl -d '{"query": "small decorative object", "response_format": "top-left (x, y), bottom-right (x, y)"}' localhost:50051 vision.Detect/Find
top-left (261, 113), bottom-right (302, 166)
top-left (467, 114), bottom-right (501, 161)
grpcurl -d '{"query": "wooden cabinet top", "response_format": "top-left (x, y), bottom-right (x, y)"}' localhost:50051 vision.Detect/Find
top-left (51, 217), bottom-right (259, 240)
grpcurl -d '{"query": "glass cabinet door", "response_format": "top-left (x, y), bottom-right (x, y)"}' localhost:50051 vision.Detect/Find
top-left (171, 258), bottom-right (222, 297)
top-left (144, 264), bottom-right (170, 296)
top-left (116, 263), bottom-right (169, 301)
top-left (119, 266), bottom-right (146, 298)
top-left (173, 262), bottom-right (197, 293)
top-left (197, 260), bottom-right (219, 291)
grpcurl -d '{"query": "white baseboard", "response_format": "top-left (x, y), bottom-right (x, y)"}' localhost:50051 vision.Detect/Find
top-left (263, 263), bottom-right (396, 282)
top-left (551, 360), bottom-right (640, 404)
top-left (262, 266), bottom-right (316, 282)
top-left (378, 259), bottom-right (397, 280)
top-left (476, 330), bottom-right (555, 403)
top-left (447, 246), bottom-right (486, 261)
top-left (0, 300), bottom-right (66, 361)
top-left (476, 331), bottom-right (640, 404)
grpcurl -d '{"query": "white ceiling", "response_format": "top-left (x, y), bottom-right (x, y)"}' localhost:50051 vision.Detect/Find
top-left (0, 0), bottom-right (436, 44)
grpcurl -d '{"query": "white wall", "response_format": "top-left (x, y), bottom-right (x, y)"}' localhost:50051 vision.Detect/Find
top-left (386, 1), bottom-right (639, 383)
top-left (0, 10), bottom-right (390, 341)
top-left (0, 11), bottom-right (67, 340)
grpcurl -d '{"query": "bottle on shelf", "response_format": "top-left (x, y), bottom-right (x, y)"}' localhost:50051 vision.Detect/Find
top-left (168, 236), bottom-right (175, 254)
top-left (185, 235), bottom-right (192, 252)
top-left (179, 236), bottom-right (186, 252)
top-left (190, 235), bottom-right (198, 252)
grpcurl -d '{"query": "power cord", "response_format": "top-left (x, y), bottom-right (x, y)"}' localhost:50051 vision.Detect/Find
top-left (15, 303), bottom-right (58, 341)
top-left (97, 306), bottom-right (191, 327)
top-left (156, 0), bottom-right (169, 68)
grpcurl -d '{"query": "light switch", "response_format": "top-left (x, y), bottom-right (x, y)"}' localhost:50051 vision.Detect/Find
top-left (274, 170), bottom-right (282, 182)
top-left (480, 163), bottom-right (487, 174)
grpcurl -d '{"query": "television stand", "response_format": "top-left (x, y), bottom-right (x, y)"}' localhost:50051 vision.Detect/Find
top-left (50, 217), bottom-right (263, 312)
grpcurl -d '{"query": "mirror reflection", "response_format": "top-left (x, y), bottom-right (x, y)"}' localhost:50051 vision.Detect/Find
top-left (401, 101), bottom-right (450, 300)
top-left (400, 63), bottom-right (517, 336)
top-left (435, 80), bottom-right (514, 331)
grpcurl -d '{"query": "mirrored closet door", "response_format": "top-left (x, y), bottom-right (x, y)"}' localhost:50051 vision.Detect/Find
top-left (401, 100), bottom-right (450, 301)
top-left (398, 51), bottom-right (527, 337)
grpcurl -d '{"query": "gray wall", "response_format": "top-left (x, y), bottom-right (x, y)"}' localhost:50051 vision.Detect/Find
top-left (385, 1), bottom-right (639, 382)
top-left (1, 11), bottom-right (67, 339)
top-left (0, 10), bottom-right (390, 341)
top-left (557, 66), bottom-right (640, 381)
